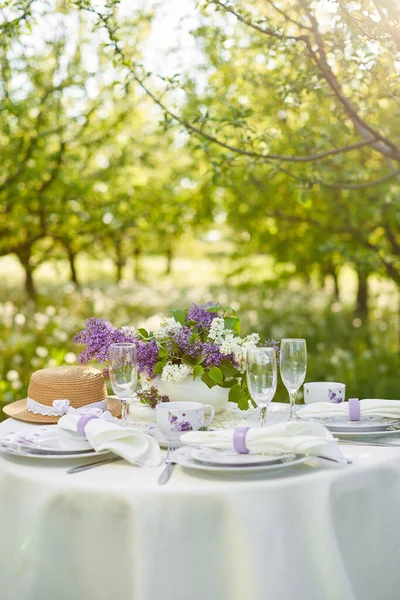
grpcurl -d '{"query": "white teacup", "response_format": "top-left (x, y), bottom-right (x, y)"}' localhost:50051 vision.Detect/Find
top-left (156, 402), bottom-right (215, 441)
top-left (304, 382), bottom-right (346, 404)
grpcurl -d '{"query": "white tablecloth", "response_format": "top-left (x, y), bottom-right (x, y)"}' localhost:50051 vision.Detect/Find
top-left (1, 406), bottom-right (400, 600)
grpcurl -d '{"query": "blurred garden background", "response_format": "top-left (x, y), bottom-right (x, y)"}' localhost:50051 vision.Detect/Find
top-left (1, 0), bottom-right (400, 417)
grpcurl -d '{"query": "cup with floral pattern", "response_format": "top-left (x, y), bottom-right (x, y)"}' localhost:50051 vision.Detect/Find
top-left (303, 382), bottom-right (346, 405)
top-left (156, 401), bottom-right (215, 441)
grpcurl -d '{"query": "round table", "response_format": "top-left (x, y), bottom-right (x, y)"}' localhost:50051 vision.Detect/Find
top-left (0, 411), bottom-right (400, 600)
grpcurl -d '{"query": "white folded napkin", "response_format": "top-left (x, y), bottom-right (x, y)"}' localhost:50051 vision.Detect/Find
top-left (180, 421), bottom-right (344, 461)
top-left (58, 413), bottom-right (161, 466)
top-left (297, 399), bottom-right (400, 420)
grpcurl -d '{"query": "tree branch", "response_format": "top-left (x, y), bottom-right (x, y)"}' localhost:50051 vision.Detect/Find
top-left (298, 0), bottom-right (400, 161)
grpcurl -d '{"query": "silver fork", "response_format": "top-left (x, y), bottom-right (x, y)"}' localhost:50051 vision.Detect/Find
top-left (158, 442), bottom-right (180, 485)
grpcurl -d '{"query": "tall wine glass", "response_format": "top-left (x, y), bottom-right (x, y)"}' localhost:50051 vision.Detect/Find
top-left (280, 339), bottom-right (307, 420)
top-left (246, 347), bottom-right (278, 427)
top-left (109, 343), bottom-right (137, 423)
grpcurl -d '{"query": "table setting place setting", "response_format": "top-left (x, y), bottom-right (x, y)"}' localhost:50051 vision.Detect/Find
top-left (2, 303), bottom-right (400, 483)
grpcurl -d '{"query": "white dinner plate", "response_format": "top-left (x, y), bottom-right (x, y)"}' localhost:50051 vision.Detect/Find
top-left (0, 443), bottom-right (110, 460)
top-left (191, 447), bottom-right (293, 467)
top-left (303, 415), bottom-right (399, 433)
top-left (0, 425), bottom-right (109, 459)
top-left (175, 446), bottom-right (307, 474)
top-left (333, 428), bottom-right (400, 440)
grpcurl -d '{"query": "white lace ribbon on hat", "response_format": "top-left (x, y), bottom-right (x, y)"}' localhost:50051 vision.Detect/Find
top-left (27, 397), bottom-right (108, 417)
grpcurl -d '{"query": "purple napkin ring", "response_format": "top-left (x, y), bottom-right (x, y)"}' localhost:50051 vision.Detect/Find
top-left (348, 398), bottom-right (360, 422)
top-left (77, 415), bottom-right (99, 438)
top-left (233, 426), bottom-right (250, 454)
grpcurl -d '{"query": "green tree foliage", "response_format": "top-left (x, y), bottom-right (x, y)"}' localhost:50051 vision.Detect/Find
top-left (84, 0), bottom-right (400, 309)
top-left (0, 1), bottom-right (209, 297)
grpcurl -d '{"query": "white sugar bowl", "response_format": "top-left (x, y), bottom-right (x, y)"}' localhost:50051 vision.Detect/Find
top-left (129, 401), bottom-right (156, 422)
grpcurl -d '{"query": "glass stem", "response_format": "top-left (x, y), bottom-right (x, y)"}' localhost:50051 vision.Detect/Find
top-left (120, 398), bottom-right (128, 421)
top-left (260, 405), bottom-right (268, 427)
top-left (288, 391), bottom-right (297, 420)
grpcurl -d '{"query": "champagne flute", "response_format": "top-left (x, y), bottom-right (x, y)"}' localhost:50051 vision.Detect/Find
top-left (109, 343), bottom-right (137, 423)
top-left (246, 347), bottom-right (278, 427)
top-left (280, 339), bottom-right (307, 420)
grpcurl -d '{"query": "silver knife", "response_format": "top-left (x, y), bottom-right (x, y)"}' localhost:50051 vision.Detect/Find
top-left (67, 456), bottom-right (123, 474)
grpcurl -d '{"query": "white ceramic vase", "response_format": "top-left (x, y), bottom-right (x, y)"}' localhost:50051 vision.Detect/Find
top-left (152, 376), bottom-right (229, 414)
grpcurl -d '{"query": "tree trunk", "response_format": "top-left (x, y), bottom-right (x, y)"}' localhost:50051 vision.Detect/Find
top-left (355, 267), bottom-right (369, 321)
top-left (165, 246), bottom-right (173, 276)
top-left (115, 239), bottom-right (125, 283)
top-left (16, 247), bottom-right (36, 300)
top-left (24, 263), bottom-right (36, 300)
top-left (133, 245), bottom-right (141, 281)
top-left (66, 246), bottom-right (79, 286)
top-left (328, 267), bottom-right (340, 301)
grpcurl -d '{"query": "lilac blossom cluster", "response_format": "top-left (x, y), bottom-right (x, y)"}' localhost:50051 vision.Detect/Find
top-left (185, 301), bottom-right (219, 332)
top-left (73, 317), bottom-right (158, 378)
top-left (73, 303), bottom-right (279, 388)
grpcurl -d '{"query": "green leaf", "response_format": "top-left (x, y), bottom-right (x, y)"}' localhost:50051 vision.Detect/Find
top-left (153, 361), bottom-right (165, 375)
top-left (221, 378), bottom-right (237, 388)
top-left (181, 354), bottom-right (197, 366)
top-left (228, 383), bottom-right (247, 404)
top-left (208, 366), bottom-right (223, 385)
top-left (224, 316), bottom-right (241, 335)
top-left (172, 308), bottom-right (187, 325)
top-left (237, 396), bottom-right (250, 410)
top-left (193, 364), bottom-right (204, 379)
top-left (219, 358), bottom-right (239, 377)
top-left (201, 372), bottom-right (218, 388)
top-left (138, 328), bottom-right (149, 338)
top-left (205, 305), bottom-right (220, 313)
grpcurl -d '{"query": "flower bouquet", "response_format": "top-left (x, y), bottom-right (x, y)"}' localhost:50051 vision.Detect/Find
top-left (73, 302), bottom-right (278, 411)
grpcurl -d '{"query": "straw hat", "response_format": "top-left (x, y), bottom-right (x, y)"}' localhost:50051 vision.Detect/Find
top-left (3, 366), bottom-right (120, 424)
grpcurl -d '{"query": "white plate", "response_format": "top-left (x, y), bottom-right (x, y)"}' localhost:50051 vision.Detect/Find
top-left (333, 428), bottom-right (400, 440)
top-left (191, 447), bottom-right (292, 467)
top-left (0, 444), bottom-right (110, 460)
top-left (304, 416), bottom-right (399, 433)
top-left (1, 425), bottom-right (93, 453)
top-left (175, 446), bottom-right (306, 474)
top-left (0, 425), bottom-right (109, 459)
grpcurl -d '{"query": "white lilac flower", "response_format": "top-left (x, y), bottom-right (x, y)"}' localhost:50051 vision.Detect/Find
top-left (219, 332), bottom-right (260, 372)
top-left (242, 333), bottom-right (260, 352)
top-left (153, 317), bottom-right (182, 341)
top-left (121, 325), bottom-right (136, 335)
top-left (207, 317), bottom-right (226, 344)
top-left (161, 362), bottom-right (192, 382)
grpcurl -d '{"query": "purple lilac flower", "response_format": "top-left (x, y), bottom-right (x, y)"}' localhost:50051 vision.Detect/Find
top-left (74, 318), bottom-right (116, 364)
top-left (185, 301), bottom-right (220, 332)
top-left (74, 317), bottom-right (157, 378)
top-left (136, 338), bottom-right (159, 379)
top-left (202, 342), bottom-right (236, 369)
top-left (169, 327), bottom-right (204, 359)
